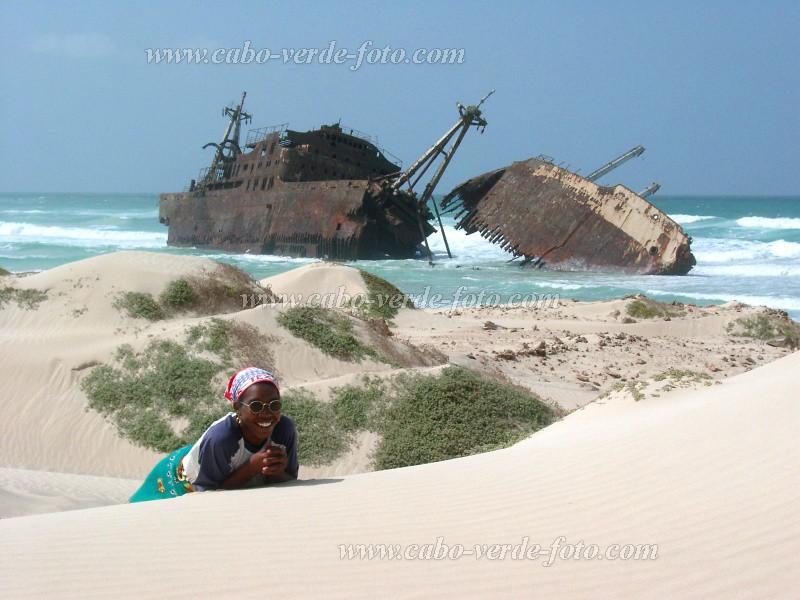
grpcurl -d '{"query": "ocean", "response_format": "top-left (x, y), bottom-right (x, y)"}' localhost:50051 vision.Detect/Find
top-left (1, 193), bottom-right (799, 320)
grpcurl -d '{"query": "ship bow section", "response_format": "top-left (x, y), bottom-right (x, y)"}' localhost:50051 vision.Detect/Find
top-left (442, 158), bottom-right (695, 275)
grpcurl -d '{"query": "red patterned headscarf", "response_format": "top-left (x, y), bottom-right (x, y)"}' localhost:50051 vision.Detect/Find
top-left (224, 367), bottom-right (280, 404)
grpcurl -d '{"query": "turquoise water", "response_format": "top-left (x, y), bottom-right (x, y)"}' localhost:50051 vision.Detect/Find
top-left (1, 192), bottom-right (799, 319)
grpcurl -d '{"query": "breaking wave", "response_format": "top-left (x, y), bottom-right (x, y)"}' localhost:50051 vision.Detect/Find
top-left (645, 290), bottom-right (800, 313)
top-left (427, 224), bottom-right (511, 262)
top-left (692, 238), bottom-right (800, 263)
top-left (736, 216), bottom-right (800, 229)
top-left (695, 263), bottom-right (800, 277)
top-left (0, 221), bottom-right (167, 248)
top-left (671, 214), bottom-right (715, 224)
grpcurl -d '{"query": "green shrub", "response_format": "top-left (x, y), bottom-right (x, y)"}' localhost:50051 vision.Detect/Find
top-left (82, 317), bottom-right (277, 452)
top-left (0, 267), bottom-right (10, 276)
top-left (115, 291), bottom-right (165, 320)
top-left (276, 306), bottom-right (381, 362)
top-left (187, 318), bottom-right (232, 362)
top-left (116, 261), bottom-right (274, 321)
top-left (727, 313), bottom-right (800, 346)
top-left (0, 287), bottom-right (47, 309)
top-left (357, 269), bottom-right (414, 319)
top-left (160, 278), bottom-right (196, 309)
top-left (626, 297), bottom-right (684, 319)
top-left (281, 389), bottom-right (349, 467)
top-left (326, 367), bottom-right (556, 471)
top-left (81, 339), bottom-right (229, 452)
top-left (331, 377), bottom-right (387, 433)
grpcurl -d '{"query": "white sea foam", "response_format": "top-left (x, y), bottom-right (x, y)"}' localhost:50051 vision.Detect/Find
top-left (0, 210), bottom-right (46, 215)
top-left (536, 281), bottom-right (584, 290)
top-left (0, 221), bottom-right (166, 248)
top-left (692, 238), bottom-right (800, 262)
top-left (427, 225), bottom-right (511, 262)
top-left (736, 216), bottom-right (800, 229)
top-left (208, 252), bottom-right (318, 265)
top-left (694, 263), bottom-right (800, 278)
top-left (671, 214), bottom-right (715, 224)
top-left (645, 289), bottom-right (800, 312)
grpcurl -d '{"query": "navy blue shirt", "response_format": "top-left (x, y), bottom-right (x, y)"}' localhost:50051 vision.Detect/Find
top-left (182, 413), bottom-right (299, 491)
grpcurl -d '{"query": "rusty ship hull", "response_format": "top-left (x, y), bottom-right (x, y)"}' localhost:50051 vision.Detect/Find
top-left (160, 115), bottom-right (433, 260)
top-left (160, 177), bottom-right (430, 259)
top-left (442, 157), bottom-right (696, 275)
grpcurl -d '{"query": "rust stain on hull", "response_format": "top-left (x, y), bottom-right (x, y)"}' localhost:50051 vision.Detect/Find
top-left (442, 157), bottom-right (696, 275)
top-left (160, 178), bottom-right (432, 260)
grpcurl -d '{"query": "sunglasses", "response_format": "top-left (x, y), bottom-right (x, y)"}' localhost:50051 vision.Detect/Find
top-left (240, 399), bottom-right (282, 414)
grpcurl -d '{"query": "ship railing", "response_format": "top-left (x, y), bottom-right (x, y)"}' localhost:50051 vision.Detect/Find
top-left (338, 124), bottom-right (403, 168)
top-left (338, 124), bottom-right (379, 146)
top-left (196, 166), bottom-right (227, 185)
top-left (246, 123), bottom-right (289, 148)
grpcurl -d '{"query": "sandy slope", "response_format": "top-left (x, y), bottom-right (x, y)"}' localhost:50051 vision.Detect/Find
top-left (259, 261), bottom-right (369, 302)
top-left (0, 253), bottom-right (436, 515)
top-left (0, 468), bottom-right (140, 518)
top-left (1, 349), bottom-right (797, 598)
top-left (1, 250), bottom-right (798, 596)
top-left (0, 253), bottom-right (413, 481)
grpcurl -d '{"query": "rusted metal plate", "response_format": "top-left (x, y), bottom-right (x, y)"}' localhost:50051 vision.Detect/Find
top-left (442, 158), bottom-right (696, 275)
top-left (160, 180), bottom-right (431, 259)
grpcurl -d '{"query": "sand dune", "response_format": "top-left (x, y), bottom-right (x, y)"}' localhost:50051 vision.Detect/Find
top-left (0, 468), bottom-right (139, 518)
top-left (1, 349), bottom-right (797, 598)
top-left (1, 251), bottom-right (798, 596)
top-left (0, 252), bottom-right (416, 481)
top-left (259, 261), bottom-right (369, 302)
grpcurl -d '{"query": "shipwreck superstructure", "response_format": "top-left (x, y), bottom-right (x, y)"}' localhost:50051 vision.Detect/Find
top-left (441, 148), bottom-right (696, 275)
top-left (159, 92), bottom-right (490, 260)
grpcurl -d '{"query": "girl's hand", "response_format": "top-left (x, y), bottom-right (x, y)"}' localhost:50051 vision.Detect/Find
top-left (251, 443), bottom-right (288, 476)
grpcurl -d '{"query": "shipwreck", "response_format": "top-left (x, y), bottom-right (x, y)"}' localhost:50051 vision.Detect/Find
top-left (440, 147), bottom-right (696, 275)
top-left (159, 91), bottom-right (491, 260)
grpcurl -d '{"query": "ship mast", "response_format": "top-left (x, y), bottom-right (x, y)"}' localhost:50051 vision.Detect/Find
top-left (201, 92), bottom-right (252, 184)
top-left (393, 90), bottom-right (494, 262)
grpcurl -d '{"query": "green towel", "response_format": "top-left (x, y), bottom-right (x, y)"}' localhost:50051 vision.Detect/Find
top-left (129, 444), bottom-right (196, 503)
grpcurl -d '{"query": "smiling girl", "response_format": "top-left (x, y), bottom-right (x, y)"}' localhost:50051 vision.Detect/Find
top-left (130, 367), bottom-right (298, 502)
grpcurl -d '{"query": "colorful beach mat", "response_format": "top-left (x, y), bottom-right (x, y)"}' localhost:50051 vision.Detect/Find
top-left (129, 444), bottom-right (196, 503)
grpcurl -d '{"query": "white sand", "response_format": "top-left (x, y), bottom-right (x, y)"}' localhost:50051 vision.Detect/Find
top-left (1, 349), bottom-right (797, 598)
top-left (1, 251), bottom-right (798, 597)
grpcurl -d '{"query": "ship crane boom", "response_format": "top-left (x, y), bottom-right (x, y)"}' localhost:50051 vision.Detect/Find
top-left (391, 90), bottom-right (494, 262)
top-left (203, 92), bottom-right (252, 184)
top-left (586, 145), bottom-right (645, 182)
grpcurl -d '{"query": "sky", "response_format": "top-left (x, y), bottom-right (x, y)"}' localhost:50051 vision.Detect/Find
top-left (1, 0), bottom-right (798, 196)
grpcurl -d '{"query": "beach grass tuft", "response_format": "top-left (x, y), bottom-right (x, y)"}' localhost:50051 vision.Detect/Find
top-left (355, 269), bottom-right (414, 319)
top-left (727, 313), bottom-right (800, 347)
top-left (276, 305), bottom-right (383, 363)
top-left (159, 278), bottom-right (196, 309)
top-left (114, 291), bottom-right (165, 320)
top-left (626, 297), bottom-right (685, 319)
top-left (0, 287), bottom-right (48, 310)
top-left (114, 261), bottom-right (274, 320)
